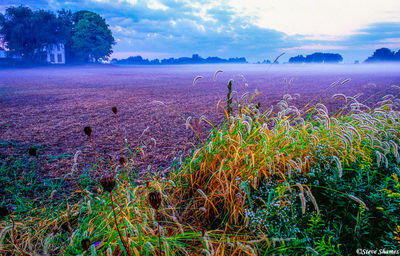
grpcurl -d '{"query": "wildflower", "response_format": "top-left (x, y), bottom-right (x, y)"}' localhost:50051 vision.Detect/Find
top-left (112, 106), bottom-right (118, 114)
top-left (84, 126), bottom-right (92, 137)
top-left (100, 174), bottom-right (116, 193)
top-left (148, 190), bottom-right (162, 210)
top-left (81, 238), bottom-right (91, 251)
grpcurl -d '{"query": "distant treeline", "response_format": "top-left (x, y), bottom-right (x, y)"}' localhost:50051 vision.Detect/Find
top-left (289, 52), bottom-right (343, 64)
top-left (365, 48), bottom-right (400, 62)
top-left (287, 48), bottom-right (400, 64)
top-left (112, 54), bottom-right (247, 65)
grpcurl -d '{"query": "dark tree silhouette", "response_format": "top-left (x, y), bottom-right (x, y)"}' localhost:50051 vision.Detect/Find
top-left (289, 52), bottom-right (342, 64)
top-left (289, 55), bottom-right (306, 63)
top-left (364, 48), bottom-right (396, 62)
top-left (114, 54), bottom-right (247, 65)
top-left (0, 6), bottom-right (68, 63)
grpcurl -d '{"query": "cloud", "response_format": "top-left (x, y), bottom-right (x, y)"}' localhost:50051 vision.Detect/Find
top-left (340, 22), bottom-right (400, 49)
top-left (227, 0), bottom-right (400, 36)
top-left (283, 44), bottom-right (348, 51)
top-left (0, 0), bottom-right (399, 62)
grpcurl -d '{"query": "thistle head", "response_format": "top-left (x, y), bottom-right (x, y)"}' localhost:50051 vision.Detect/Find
top-left (28, 147), bottom-right (37, 157)
top-left (81, 238), bottom-right (91, 251)
top-left (112, 106), bottom-right (118, 115)
top-left (119, 157), bottom-right (126, 166)
top-left (100, 174), bottom-right (116, 193)
top-left (61, 221), bottom-right (71, 233)
top-left (148, 190), bottom-right (162, 210)
top-left (84, 126), bottom-right (92, 137)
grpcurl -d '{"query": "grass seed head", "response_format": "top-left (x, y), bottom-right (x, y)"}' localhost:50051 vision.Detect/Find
top-left (112, 106), bottom-right (118, 115)
top-left (84, 126), bottom-right (92, 137)
top-left (100, 174), bottom-right (116, 193)
top-left (81, 238), bottom-right (91, 251)
top-left (148, 190), bottom-right (162, 210)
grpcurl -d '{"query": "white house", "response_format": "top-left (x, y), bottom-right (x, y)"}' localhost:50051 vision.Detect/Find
top-left (46, 43), bottom-right (65, 64)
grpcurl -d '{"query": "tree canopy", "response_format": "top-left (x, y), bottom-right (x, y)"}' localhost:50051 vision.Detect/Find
top-left (0, 6), bottom-right (115, 63)
top-left (289, 52), bottom-right (343, 64)
top-left (113, 54), bottom-right (247, 65)
top-left (364, 48), bottom-right (400, 62)
top-left (71, 11), bottom-right (115, 63)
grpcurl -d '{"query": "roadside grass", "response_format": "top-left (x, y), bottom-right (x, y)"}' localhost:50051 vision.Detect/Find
top-left (0, 80), bottom-right (399, 255)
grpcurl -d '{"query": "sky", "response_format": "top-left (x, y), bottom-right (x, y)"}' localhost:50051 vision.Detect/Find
top-left (1, 0), bottom-right (400, 63)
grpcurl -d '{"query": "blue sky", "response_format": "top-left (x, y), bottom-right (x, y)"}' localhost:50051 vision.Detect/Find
top-left (1, 0), bottom-right (400, 63)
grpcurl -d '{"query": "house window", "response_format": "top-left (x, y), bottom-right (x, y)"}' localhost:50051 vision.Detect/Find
top-left (57, 44), bottom-right (60, 51)
top-left (57, 54), bottom-right (62, 63)
top-left (50, 54), bottom-right (55, 63)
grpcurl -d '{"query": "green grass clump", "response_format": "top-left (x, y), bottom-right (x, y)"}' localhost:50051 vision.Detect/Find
top-left (0, 142), bottom-right (71, 214)
top-left (0, 81), bottom-right (399, 255)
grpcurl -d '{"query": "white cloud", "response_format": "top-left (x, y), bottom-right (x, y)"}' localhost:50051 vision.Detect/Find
top-left (147, 0), bottom-right (168, 10)
top-left (124, 0), bottom-right (138, 5)
top-left (379, 38), bottom-right (400, 43)
top-left (227, 0), bottom-right (400, 37)
top-left (283, 44), bottom-right (348, 52)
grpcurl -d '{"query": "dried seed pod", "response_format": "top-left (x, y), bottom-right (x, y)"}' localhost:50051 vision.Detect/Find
top-left (148, 190), bottom-right (162, 210)
top-left (0, 206), bottom-right (9, 217)
top-left (61, 221), bottom-right (71, 233)
top-left (81, 238), bottom-right (91, 251)
top-left (84, 126), bottom-right (92, 137)
top-left (100, 174), bottom-right (116, 193)
top-left (28, 147), bottom-right (37, 157)
top-left (112, 106), bottom-right (118, 114)
top-left (119, 157), bottom-right (126, 166)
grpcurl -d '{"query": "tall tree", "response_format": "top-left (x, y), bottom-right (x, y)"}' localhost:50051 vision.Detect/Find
top-left (31, 10), bottom-right (63, 61)
top-left (0, 6), bottom-right (34, 60)
top-left (57, 9), bottom-right (74, 62)
top-left (71, 11), bottom-right (115, 62)
top-left (0, 6), bottom-right (64, 62)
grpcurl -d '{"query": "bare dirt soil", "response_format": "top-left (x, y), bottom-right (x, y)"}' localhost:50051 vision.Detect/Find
top-left (1, 64), bottom-right (399, 178)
